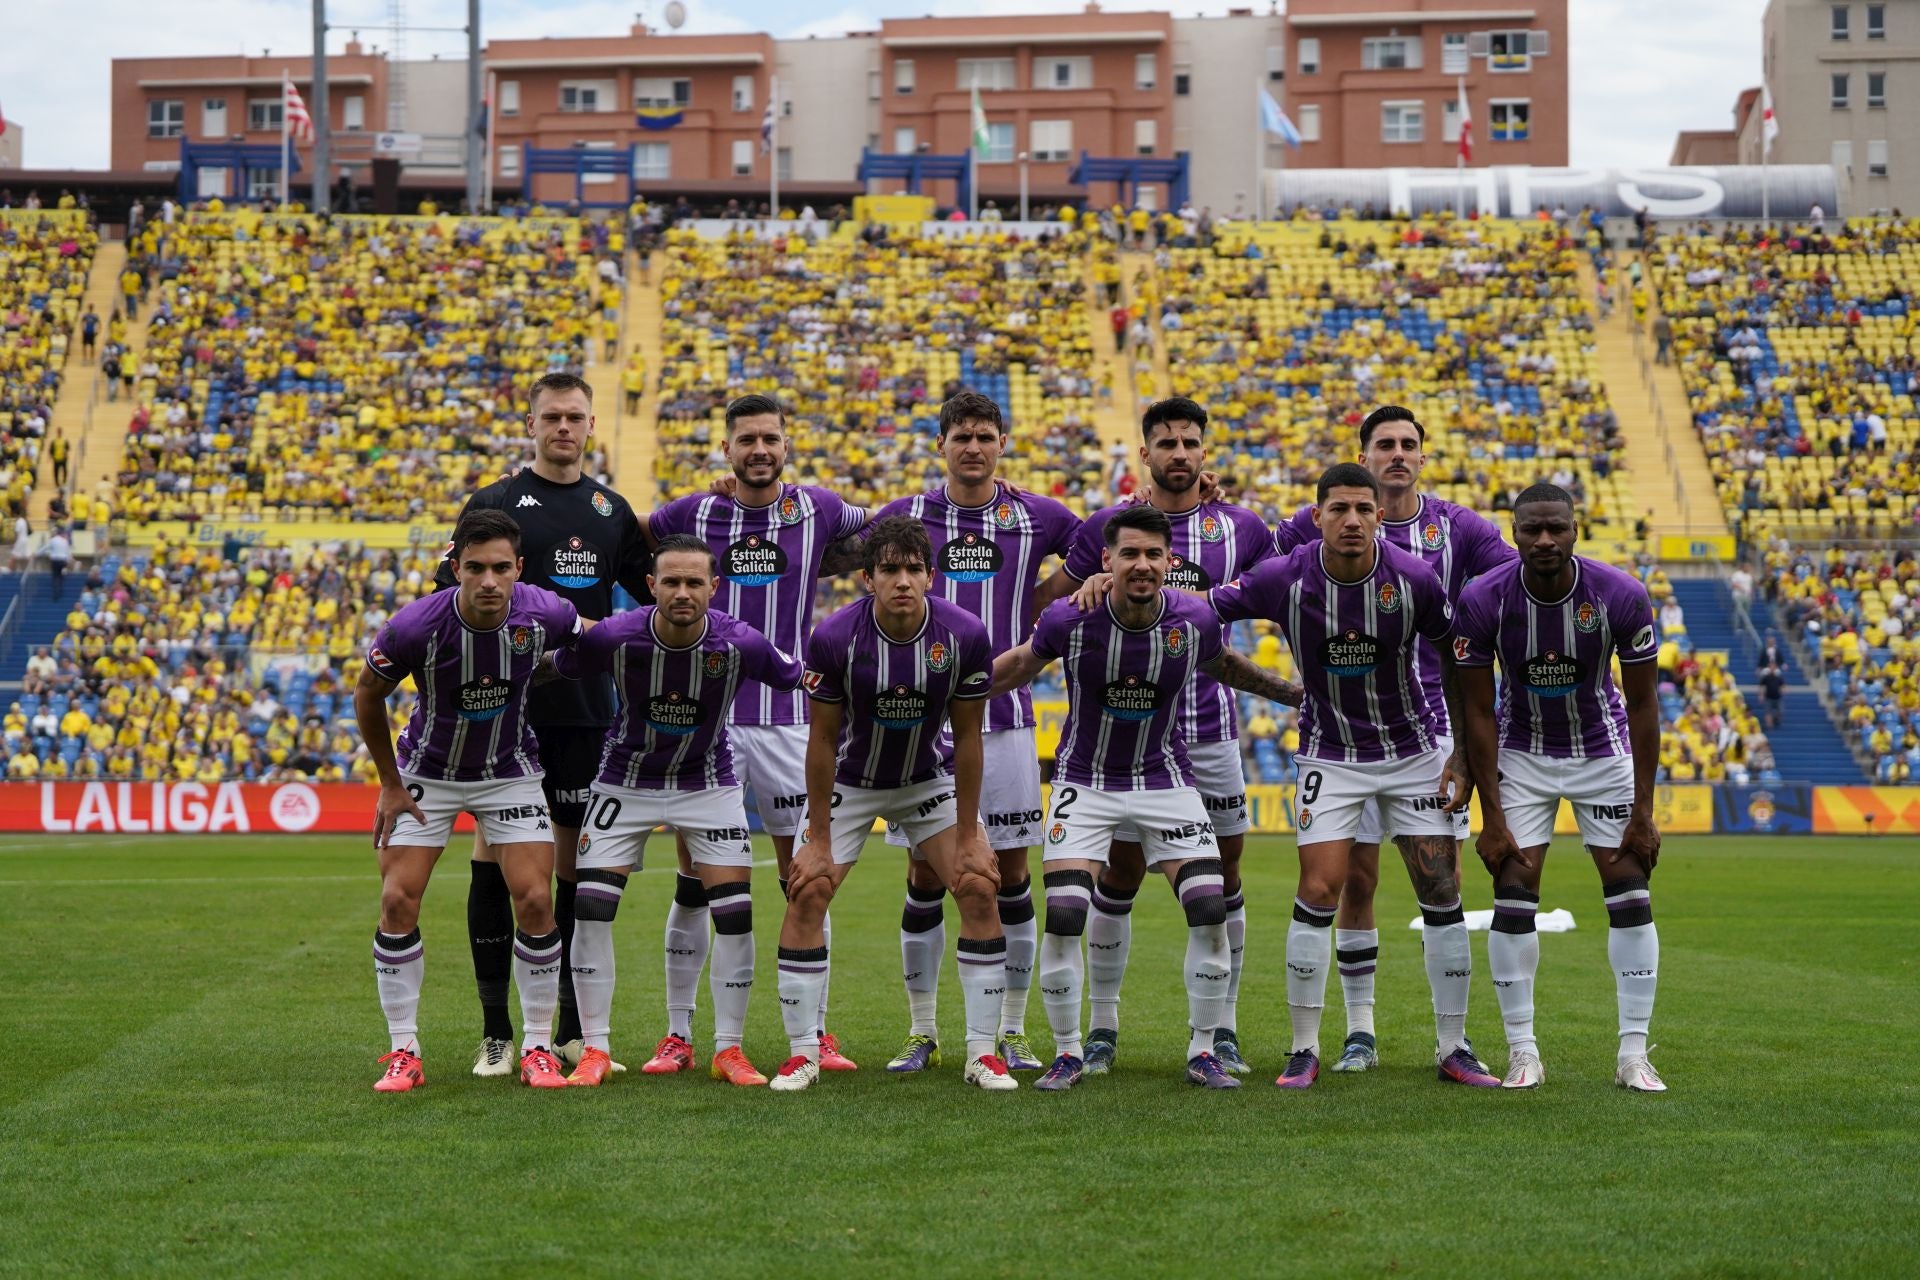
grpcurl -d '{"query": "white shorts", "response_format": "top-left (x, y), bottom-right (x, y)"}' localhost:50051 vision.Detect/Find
top-left (886, 726), bottom-right (1044, 853)
top-left (733, 722), bottom-right (810, 837)
top-left (1042, 783), bottom-right (1216, 868)
top-left (1356, 735), bottom-right (1471, 845)
top-left (389, 773), bottom-right (552, 849)
top-left (800, 776), bottom-right (957, 866)
top-left (1498, 749), bottom-right (1636, 850)
top-left (1114, 739), bottom-right (1249, 842)
top-left (574, 783), bottom-right (755, 871)
top-left (1294, 749), bottom-right (1457, 846)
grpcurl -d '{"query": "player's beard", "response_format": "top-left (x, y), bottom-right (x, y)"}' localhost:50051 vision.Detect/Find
top-left (1149, 463), bottom-right (1198, 496)
top-left (733, 455), bottom-right (784, 487)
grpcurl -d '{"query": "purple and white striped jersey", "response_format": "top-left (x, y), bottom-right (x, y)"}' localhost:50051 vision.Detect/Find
top-left (1452, 557), bottom-right (1658, 759)
top-left (1211, 544), bottom-right (1452, 765)
top-left (873, 483), bottom-right (1081, 733)
top-left (553, 607), bottom-right (804, 790)
top-left (804, 595), bottom-right (993, 790)
top-left (1274, 493), bottom-right (1516, 735)
top-left (1032, 591), bottom-right (1224, 792)
top-left (367, 583), bottom-right (583, 783)
top-left (650, 484), bottom-right (870, 727)
top-left (1062, 501), bottom-right (1274, 744)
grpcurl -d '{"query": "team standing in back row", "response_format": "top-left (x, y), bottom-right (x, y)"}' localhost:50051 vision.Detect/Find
top-left (353, 372), bottom-right (1667, 1097)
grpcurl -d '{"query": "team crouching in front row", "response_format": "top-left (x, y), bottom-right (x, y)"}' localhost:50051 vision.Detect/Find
top-left (355, 417), bottom-right (1667, 1097)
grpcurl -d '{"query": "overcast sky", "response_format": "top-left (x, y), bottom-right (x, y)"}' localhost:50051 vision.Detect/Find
top-left (0, 0), bottom-right (1764, 171)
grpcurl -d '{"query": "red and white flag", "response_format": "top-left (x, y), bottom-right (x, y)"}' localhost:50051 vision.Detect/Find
top-left (1761, 83), bottom-right (1780, 156)
top-left (284, 74), bottom-right (314, 145)
top-left (0, 97), bottom-right (9, 139)
top-left (1456, 76), bottom-right (1473, 163)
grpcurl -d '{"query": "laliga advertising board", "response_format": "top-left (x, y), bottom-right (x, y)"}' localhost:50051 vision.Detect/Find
top-left (0, 782), bottom-right (479, 835)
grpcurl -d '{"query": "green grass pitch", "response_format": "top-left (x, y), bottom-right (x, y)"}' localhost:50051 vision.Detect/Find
top-left (1, 833), bottom-right (1914, 1276)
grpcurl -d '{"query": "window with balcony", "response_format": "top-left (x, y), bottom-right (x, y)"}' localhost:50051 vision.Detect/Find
top-left (1488, 30), bottom-right (1531, 71)
top-left (1490, 99), bottom-right (1531, 141)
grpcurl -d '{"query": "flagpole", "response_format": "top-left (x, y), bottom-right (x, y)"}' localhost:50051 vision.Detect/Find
top-left (281, 69), bottom-right (291, 209)
top-left (769, 74), bottom-right (779, 216)
top-left (483, 70), bottom-right (496, 213)
top-left (1253, 88), bottom-right (1263, 223)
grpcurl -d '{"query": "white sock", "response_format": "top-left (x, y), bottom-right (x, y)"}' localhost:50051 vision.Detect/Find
top-left (664, 875), bottom-right (709, 1042)
top-left (1287, 899), bottom-right (1336, 1054)
top-left (373, 928), bottom-right (424, 1055)
top-left (818, 911), bottom-right (833, 1033)
top-left (706, 880), bottom-right (755, 1050)
top-left (1419, 899), bottom-right (1472, 1055)
top-left (776, 946), bottom-right (827, 1061)
top-left (571, 918), bottom-right (616, 1053)
top-left (1185, 921), bottom-right (1230, 1058)
top-left (901, 884), bottom-right (945, 1038)
top-left (1038, 931), bottom-right (1084, 1060)
top-left (1489, 888), bottom-right (1540, 1055)
top-left (1086, 882), bottom-right (1135, 1034)
top-left (998, 880), bottom-right (1037, 1036)
top-left (956, 936), bottom-right (1009, 1062)
top-left (1605, 876), bottom-right (1659, 1060)
top-left (1221, 891), bottom-right (1247, 1034)
top-left (1335, 927), bottom-right (1379, 1038)
top-left (514, 928), bottom-right (564, 1054)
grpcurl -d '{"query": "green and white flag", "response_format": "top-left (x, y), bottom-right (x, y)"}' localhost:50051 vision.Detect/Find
top-left (971, 81), bottom-right (990, 155)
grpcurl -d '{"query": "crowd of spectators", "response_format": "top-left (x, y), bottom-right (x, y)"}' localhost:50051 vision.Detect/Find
top-left (1, 210), bottom-right (97, 524)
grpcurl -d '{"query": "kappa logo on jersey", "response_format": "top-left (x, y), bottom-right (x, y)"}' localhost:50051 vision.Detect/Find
top-left (1101, 674), bottom-right (1161, 721)
top-left (1320, 630), bottom-right (1382, 677)
top-left (874, 683), bottom-right (931, 728)
top-left (516, 494), bottom-right (542, 509)
top-left (509, 625), bottom-right (535, 655)
top-left (1197, 513), bottom-right (1224, 543)
top-left (458, 675), bottom-right (512, 721)
top-left (1454, 635), bottom-right (1473, 662)
top-left (1631, 624), bottom-right (1655, 653)
top-left (1421, 521), bottom-right (1446, 551)
top-left (645, 690), bottom-right (701, 735)
top-left (551, 536), bottom-right (601, 589)
top-left (1048, 821), bottom-right (1066, 844)
top-left (940, 532), bottom-right (1002, 582)
top-left (704, 651), bottom-right (729, 678)
top-left (926, 640), bottom-right (953, 673)
top-left (592, 491), bottom-right (613, 517)
top-left (1163, 554), bottom-right (1213, 592)
top-left (1574, 601), bottom-right (1602, 633)
top-left (725, 534), bottom-right (789, 586)
top-left (1376, 581), bottom-right (1402, 613)
top-left (777, 494), bottom-right (803, 525)
top-left (993, 501), bottom-right (1019, 530)
top-left (1164, 627), bottom-right (1185, 657)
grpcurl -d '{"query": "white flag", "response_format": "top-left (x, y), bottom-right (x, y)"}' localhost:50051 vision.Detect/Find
top-left (1761, 83), bottom-right (1780, 156)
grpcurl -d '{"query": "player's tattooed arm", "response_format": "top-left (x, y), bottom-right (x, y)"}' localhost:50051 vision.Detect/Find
top-left (1437, 649), bottom-right (1474, 814)
top-left (1398, 833), bottom-right (1461, 906)
top-left (1616, 657), bottom-right (1664, 874)
top-left (988, 642), bottom-right (1050, 698)
top-left (1199, 650), bottom-right (1304, 708)
top-left (819, 535), bottom-right (866, 578)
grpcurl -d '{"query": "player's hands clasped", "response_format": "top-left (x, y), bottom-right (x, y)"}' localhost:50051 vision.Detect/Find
top-left (372, 780), bottom-right (426, 850)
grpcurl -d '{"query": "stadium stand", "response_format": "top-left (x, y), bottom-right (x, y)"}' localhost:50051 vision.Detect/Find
top-left (653, 225), bottom-right (1111, 511)
top-left (0, 212), bottom-right (98, 523)
top-left (109, 211), bottom-right (612, 524)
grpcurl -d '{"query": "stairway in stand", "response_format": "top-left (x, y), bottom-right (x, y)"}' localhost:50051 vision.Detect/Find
top-left (34, 240), bottom-right (134, 523)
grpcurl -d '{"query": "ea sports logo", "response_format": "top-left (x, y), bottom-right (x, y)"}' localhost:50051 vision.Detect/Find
top-left (270, 783), bottom-right (321, 833)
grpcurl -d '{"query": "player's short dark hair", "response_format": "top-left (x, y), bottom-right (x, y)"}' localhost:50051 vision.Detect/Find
top-left (652, 533), bottom-right (717, 573)
top-left (862, 514), bottom-right (933, 574)
top-left (1317, 462), bottom-right (1381, 503)
top-left (1514, 482), bottom-right (1577, 514)
top-left (528, 372), bottom-right (592, 412)
top-left (1358, 404), bottom-right (1426, 448)
top-left (725, 393), bottom-right (787, 433)
top-left (938, 390), bottom-right (1005, 438)
top-left (1141, 396), bottom-right (1208, 440)
top-left (1105, 504), bottom-right (1173, 548)
top-left (452, 508), bottom-right (522, 558)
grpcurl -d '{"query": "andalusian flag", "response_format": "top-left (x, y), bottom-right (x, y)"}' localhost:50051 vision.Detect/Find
top-left (971, 80), bottom-right (990, 156)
